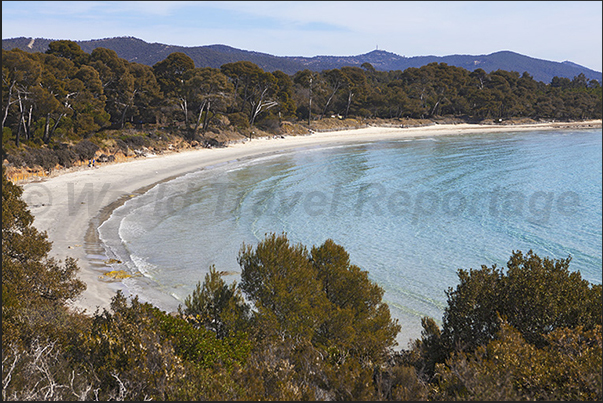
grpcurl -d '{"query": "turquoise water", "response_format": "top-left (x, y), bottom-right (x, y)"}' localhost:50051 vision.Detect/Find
top-left (98, 128), bottom-right (602, 347)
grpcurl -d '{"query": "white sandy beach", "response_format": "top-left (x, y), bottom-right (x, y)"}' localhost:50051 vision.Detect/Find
top-left (20, 120), bottom-right (602, 316)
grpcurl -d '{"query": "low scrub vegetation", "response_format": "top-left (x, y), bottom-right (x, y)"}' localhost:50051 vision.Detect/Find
top-left (2, 170), bottom-right (601, 400)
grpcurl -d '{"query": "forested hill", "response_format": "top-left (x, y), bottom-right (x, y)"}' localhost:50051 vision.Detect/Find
top-left (3, 36), bottom-right (602, 84)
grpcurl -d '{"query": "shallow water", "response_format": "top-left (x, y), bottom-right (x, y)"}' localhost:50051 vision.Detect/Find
top-left (98, 128), bottom-right (602, 348)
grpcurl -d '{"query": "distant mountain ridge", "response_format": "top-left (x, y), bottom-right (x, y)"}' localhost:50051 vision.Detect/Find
top-left (3, 36), bottom-right (601, 84)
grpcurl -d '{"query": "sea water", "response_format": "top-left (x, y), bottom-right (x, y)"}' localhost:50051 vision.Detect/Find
top-left (98, 128), bottom-right (602, 347)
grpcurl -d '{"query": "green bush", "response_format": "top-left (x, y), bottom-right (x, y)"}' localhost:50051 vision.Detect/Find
top-left (227, 112), bottom-right (250, 130)
top-left (53, 143), bottom-right (78, 168)
top-left (73, 139), bottom-right (99, 161)
top-left (119, 134), bottom-right (148, 149)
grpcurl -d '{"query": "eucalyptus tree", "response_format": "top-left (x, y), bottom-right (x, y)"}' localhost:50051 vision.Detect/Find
top-left (88, 47), bottom-right (137, 128)
top-left (271, 70), bottom-right (297, 120)
top-left (220, 61), bottom-right (276, 127)
top-left (220, 61), bottom-right (261, 116)
top-left (292, 69), bottom-right (318, 124)
top-left (487, 70), bottom-right (519, 118)
top-left (515, 72), bottom-right (539, 117)
top-left (319, 68), bottom-right (346, 119)
top-left (71, 64), bottom-right (110, 135)
top-left (398, 66), bottom-right (434, 118)
top-left (2, 49), bottom-right (42, 145)
top-left (238, 233), bottom-right (328, 342)
top-left (248, 71), bottom-right (279, 127)
top-left (34, 53), bottom-right (77, 143)
top-left (45, 40), bottom-right (90, 67)
top-left (153, 52), bottom-right (196, 128)
top-left (382, 84), bottom-right (410, 118)
top-left (339, 66), bottom-right (368, 118)
top-left (123, 61), bottom-right (161, 126)
top-left (35, 53), bottom-right (109, 141)
top-left (220, 61), bottom-right (284, 128)
top-left (153, 52), bottom-right (196, 91)
top-left (182, 67), bottom-right (233, 136)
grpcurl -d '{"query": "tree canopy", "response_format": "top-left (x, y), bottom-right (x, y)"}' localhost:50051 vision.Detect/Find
top-left (2, 166), bottom-right (85, 310)
top-left (413, 249), bottom-right (602, 385)
top-left (2, 41), bottom-right (601, 159)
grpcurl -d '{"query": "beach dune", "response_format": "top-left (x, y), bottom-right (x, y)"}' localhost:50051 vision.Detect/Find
top-left (20, 121), bottom-right (602, 315)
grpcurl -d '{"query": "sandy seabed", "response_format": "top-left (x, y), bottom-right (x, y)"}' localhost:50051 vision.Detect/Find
top-left (20, 120), bottom-right (602, 325)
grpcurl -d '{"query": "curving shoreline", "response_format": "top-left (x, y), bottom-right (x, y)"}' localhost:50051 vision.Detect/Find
top-left (20, 120), bottom-right (602, 317)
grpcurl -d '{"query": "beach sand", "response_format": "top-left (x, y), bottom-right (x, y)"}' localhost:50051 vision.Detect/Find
top-left (20, 120), bottom-right (602, 317)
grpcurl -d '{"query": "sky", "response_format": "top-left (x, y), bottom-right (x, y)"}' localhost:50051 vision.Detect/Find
top-left (2, 1), bottom-right (602, 72)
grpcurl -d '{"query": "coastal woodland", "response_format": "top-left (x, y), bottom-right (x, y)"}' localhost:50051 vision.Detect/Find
top-left (2, 168), bottom-right (602, 400)
top-left (2, 40), bottom-right (602, 180)
top-left (2, 41), bottom-right (602, 400)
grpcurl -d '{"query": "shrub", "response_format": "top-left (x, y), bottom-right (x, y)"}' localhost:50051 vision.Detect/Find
top-left (53, 143), bottom-right (78, 168)
top-left (33, 148), bottom-right (59, 170)
top-left (119, 134), bottom-right (148, 149)
top-left (256, 116), bottom-right (281, 134)
top-left (73, 139), bottom-right (99, 161)
top-left (227, 112), bottom-right (250, 130)
top-left (115, 138), bottom-right (129, 153)
top-left (2, 127), bottom-right (15, 150)
top-left (4, 152), bottom-right (25, 167)
top-left (415, 250), bottom-right (602, 379)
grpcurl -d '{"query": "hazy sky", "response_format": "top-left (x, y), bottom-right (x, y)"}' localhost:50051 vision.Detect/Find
top-left (2, 1), bottom-right (602, 72)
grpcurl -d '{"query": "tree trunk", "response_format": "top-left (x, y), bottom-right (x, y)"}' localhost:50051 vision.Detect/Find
top-left (16, 95), bottom-right (26, 146)
top-left (25, 105), bottom-right (33, 141)
top-left (202, 101), bottom-right (211, 133)
top-left (45, 113), bottom-right (66, 144)
top-left (320, 84), bottom-right (340, 120)
top-left (250, 88), bottom-right (278, 127)
top-left (16, 113), bottom-right (23, 147)
top-left (430, 99), bottom-right (441, 117)
top-left (179, 98), bottom-right (189, 129)
top-left (2, 81), bottom-right (15, 130)
top-left (345, 91), bottom-right (353, 119)
top-left (44, 113), bottom-right (51, 143)
top-left (308, 77), bottom-right (313, 125)
top-left (193, 100), bottom-right (207, 135)
top-left (119, 104), bottom-right (129, 129)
